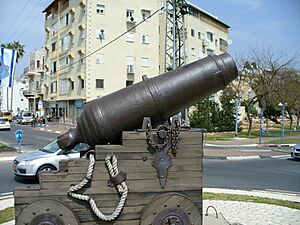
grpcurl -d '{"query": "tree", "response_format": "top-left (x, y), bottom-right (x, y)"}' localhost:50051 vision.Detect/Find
top-left (1, 41), bottom-right (25, 63)
top-left (229, 48), bottom-right (298, 135)
top-left (218, 87), bottom-right (236, 132)
top-left (189, 97), bottom-right (221, 132)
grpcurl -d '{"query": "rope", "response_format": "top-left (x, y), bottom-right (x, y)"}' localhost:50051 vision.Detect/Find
top-left (68, 154), bottom-right (128, 221)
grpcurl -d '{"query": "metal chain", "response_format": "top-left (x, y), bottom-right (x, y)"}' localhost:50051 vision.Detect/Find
top-left (146, 121), bottom-right (180, 154)
top-left (146, 122), bottom-right (170, 149)
top-left (171, 120), bottom-right (181, 155)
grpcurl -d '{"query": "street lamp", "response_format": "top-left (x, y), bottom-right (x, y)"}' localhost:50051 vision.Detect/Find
top-left (278, 102), bottom-right (287, 144)
top-left (231, 98), bottom-right (240, 137)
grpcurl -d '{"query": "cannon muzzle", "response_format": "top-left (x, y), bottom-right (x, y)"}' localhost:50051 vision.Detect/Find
top-left (57, 53), bottom-right (238, 150)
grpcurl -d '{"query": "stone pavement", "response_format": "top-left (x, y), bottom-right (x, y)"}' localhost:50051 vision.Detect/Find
top-left (1, 188), bottom-right (299, 225)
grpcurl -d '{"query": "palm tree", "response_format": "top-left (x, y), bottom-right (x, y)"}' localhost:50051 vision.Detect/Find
top-left (1, 41), bottom-right (25, 63)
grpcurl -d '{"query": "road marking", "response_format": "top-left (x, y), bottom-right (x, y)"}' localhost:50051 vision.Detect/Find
top-left (0, 192), bottom-right (13, 196)
top-left (0, 157), bottom-right (16, 162)
top-left (227, 156), bottom-right (261, 160)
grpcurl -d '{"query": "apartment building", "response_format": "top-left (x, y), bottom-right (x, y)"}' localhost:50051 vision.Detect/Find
top-left (23, 48), bottom-right (46, 114)
top-left (42, 0), bottom-right (230, 123)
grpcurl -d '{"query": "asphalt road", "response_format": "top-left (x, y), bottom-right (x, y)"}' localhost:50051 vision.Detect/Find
top-left (204, 157), bottom-right (300, 193)
top-left (0, 124), bottom-right (59, 151)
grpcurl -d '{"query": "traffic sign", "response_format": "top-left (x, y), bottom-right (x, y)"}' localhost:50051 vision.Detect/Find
top-left (16, 130), bottom-right (23, 142)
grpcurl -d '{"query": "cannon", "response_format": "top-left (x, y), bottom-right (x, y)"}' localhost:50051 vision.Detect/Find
top-left (58, 53), bottom-right (238, 150)
top-left (15, 53), bottom-right (238, 225)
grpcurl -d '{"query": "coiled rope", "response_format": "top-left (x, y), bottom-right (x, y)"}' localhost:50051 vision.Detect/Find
top-left (68, 153), bottom-right (128, 221)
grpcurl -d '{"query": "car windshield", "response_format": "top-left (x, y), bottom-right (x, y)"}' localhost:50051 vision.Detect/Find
top-left (0, 118), bottom-right (8, 122)
top-left (40, 141), bottom-right (60, 153)
top-left (23, 113), bottom-right (32, 117)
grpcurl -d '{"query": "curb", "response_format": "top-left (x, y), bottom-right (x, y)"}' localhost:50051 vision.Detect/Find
top-left (205, 143), bottom-right (296, 148)
top-left (204, 154), bottom-right (290, 160)
top-left (0, 156), bottom-right (16, 162)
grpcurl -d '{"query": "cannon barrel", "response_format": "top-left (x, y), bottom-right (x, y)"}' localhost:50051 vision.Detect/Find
top-left (57, 53), bottom-right (238, 150)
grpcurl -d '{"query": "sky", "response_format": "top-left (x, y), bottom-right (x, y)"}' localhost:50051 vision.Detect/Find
top-left (0, 0), bottom-right (299, 76)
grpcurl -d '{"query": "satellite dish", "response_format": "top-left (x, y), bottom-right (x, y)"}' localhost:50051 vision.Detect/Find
top-left (227, 39), bottom-right (233, 45)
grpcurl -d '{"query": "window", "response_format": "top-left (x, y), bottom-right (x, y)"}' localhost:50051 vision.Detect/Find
top-left (59, 78), bottom-right (68, 95)
top-left (126, 32), bottom-right (134, 42)
top-left (126, 56), bottom-right (135, 73)
top-left (81, 79), bottom-right (84, 88)
top-left (51, 42), bottom-right (57, 52)
top-left (70, 81), bottom-right (74, 90)
top-left (96, 29), bottom-right (105, 39)
top-left (142, 35), bottom-right (150, 44)
top-left (51, 61), bottom-right (57, 73)
top-left (96, 53), bottom-right (104, 64)
top-left (220, 38), bottom-right (228, 47)
top-left (96, 79), bottom-right (104, 88)
top-left (126, 9), bottom-right (134, 18)
top-left (60, 35), bottom-right (69, 51)
top-left (60, 13), bottom-right (69, 28)
top-left (96, 4), bottom-right (105, 14)
top-left (207, 32), bottom-right (214, 42)
top-left (37, 60), bottom-right (40, 69)
top-left (142, 57), bottom-right (149, 67)
top-left (215, 39), bottom-right (218, 47)
top-left (126, 80), bottom-right (134, 86)
top-left (141, 10), bottom-right (151, 21)
top-left (51, 22), bottom-right (57, 36)
top-left (60, 56), bottom-right (69, 68)
top-left (51, 81), bottom-right (57, 93)
top-left (191, 29), bottom-right (195, 37)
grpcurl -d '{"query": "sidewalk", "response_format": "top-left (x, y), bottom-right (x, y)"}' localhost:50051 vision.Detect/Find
top-left (1, 188), bottom-right (299, 225)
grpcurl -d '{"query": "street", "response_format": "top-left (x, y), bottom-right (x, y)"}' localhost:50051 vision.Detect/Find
top-left (0, 124), bottom-right (299, 195)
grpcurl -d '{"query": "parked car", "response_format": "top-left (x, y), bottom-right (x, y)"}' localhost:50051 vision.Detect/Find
top-left (0, 111), bottom-right (12, 122)
top-left (0, 117), bottom-right (11, 131)
top-left (16, 111), bottom-right (34, 125)
top-left (291, 144), bottom-right (300, 160)
top-left (13, 141), bottom-right (90, 181)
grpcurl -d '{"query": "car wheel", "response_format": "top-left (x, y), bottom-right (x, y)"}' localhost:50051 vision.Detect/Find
top-left (36, 165), bottom-right (56, 182)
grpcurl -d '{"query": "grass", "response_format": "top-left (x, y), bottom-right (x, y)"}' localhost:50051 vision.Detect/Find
top-left (0, 207), bottom-right (14, 224)
top-left (206, 130), bottom-right (300, 142)
top-left (0, 143), bottom-right (11, 151)
top-left (203, 192), bottom-right (300, 210)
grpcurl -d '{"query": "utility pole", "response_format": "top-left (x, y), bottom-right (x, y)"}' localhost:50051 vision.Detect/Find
top-left (164, 0), bottom-right (188, 125)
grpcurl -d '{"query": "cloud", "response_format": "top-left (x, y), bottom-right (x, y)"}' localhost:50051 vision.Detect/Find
top-left (224, 0), bottom-right (263, 10)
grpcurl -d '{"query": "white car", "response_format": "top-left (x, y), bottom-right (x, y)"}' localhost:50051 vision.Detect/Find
top-left (13, 141), bottom-right (90, 181)
top-left (0, 117), bottom-right (10, 131)
top-left (291, 144), bottom-right (300, 160)
top-left (16, 111), bottom-right (34, 124)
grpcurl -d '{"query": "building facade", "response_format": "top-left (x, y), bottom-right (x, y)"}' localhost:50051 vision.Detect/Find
top-left (0, 76), bottom-right (29, 114)
top-left (23, 48), bottom-right (46, 115)
top-left (42, 0), bottom-right (230, 123)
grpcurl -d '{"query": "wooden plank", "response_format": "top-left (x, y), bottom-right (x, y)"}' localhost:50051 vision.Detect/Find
top-left (41, 176), bottom-right (202, 191)
top-left (122, 131), bottom-right (202, 140)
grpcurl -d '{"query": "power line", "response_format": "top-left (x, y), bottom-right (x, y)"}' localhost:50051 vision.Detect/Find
top-left (55, 6), bottom-right (165, 74)
top-left (8, 0), bottom-right (43, 41)
top-left (0, 0), bottom-right (31, 43)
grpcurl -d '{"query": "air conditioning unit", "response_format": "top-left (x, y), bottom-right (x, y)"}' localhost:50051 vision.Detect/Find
top-left (127, 65), bottom-right (135, 74)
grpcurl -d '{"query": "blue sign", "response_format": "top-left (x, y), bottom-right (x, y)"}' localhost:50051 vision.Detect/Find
top-left (75, 100), bottom-right (83, 108)
top-left (260, 128), bottom-right (264, 137)
top-left (16, 130), bottom-right (23, 142)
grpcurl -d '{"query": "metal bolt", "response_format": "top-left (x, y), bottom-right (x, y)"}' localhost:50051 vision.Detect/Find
top-left (46, 208), bottom-right (50, 211)
top-left (153, 210), bottom-right (157, 215)
top-left (177, 203), bottom-right (180, 207)
top-left (24, 222), bottom-right (28, 225)
top-left (149, 223), bottom-right (152, 225)
top-left (188, 210), bottom-right (191, 215)
top-left (32, 211), bottom-right (36, 215)
top-left (59, 213), bottom-right (63, 216)
top-left (164, 203), bottom-right (167, 207)
top-left (142, 157), bottom-right (148, 161)
top-left (161, 175), bottom-right (164, 178)
top-left (160, 158), bottom-right (164, 162)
